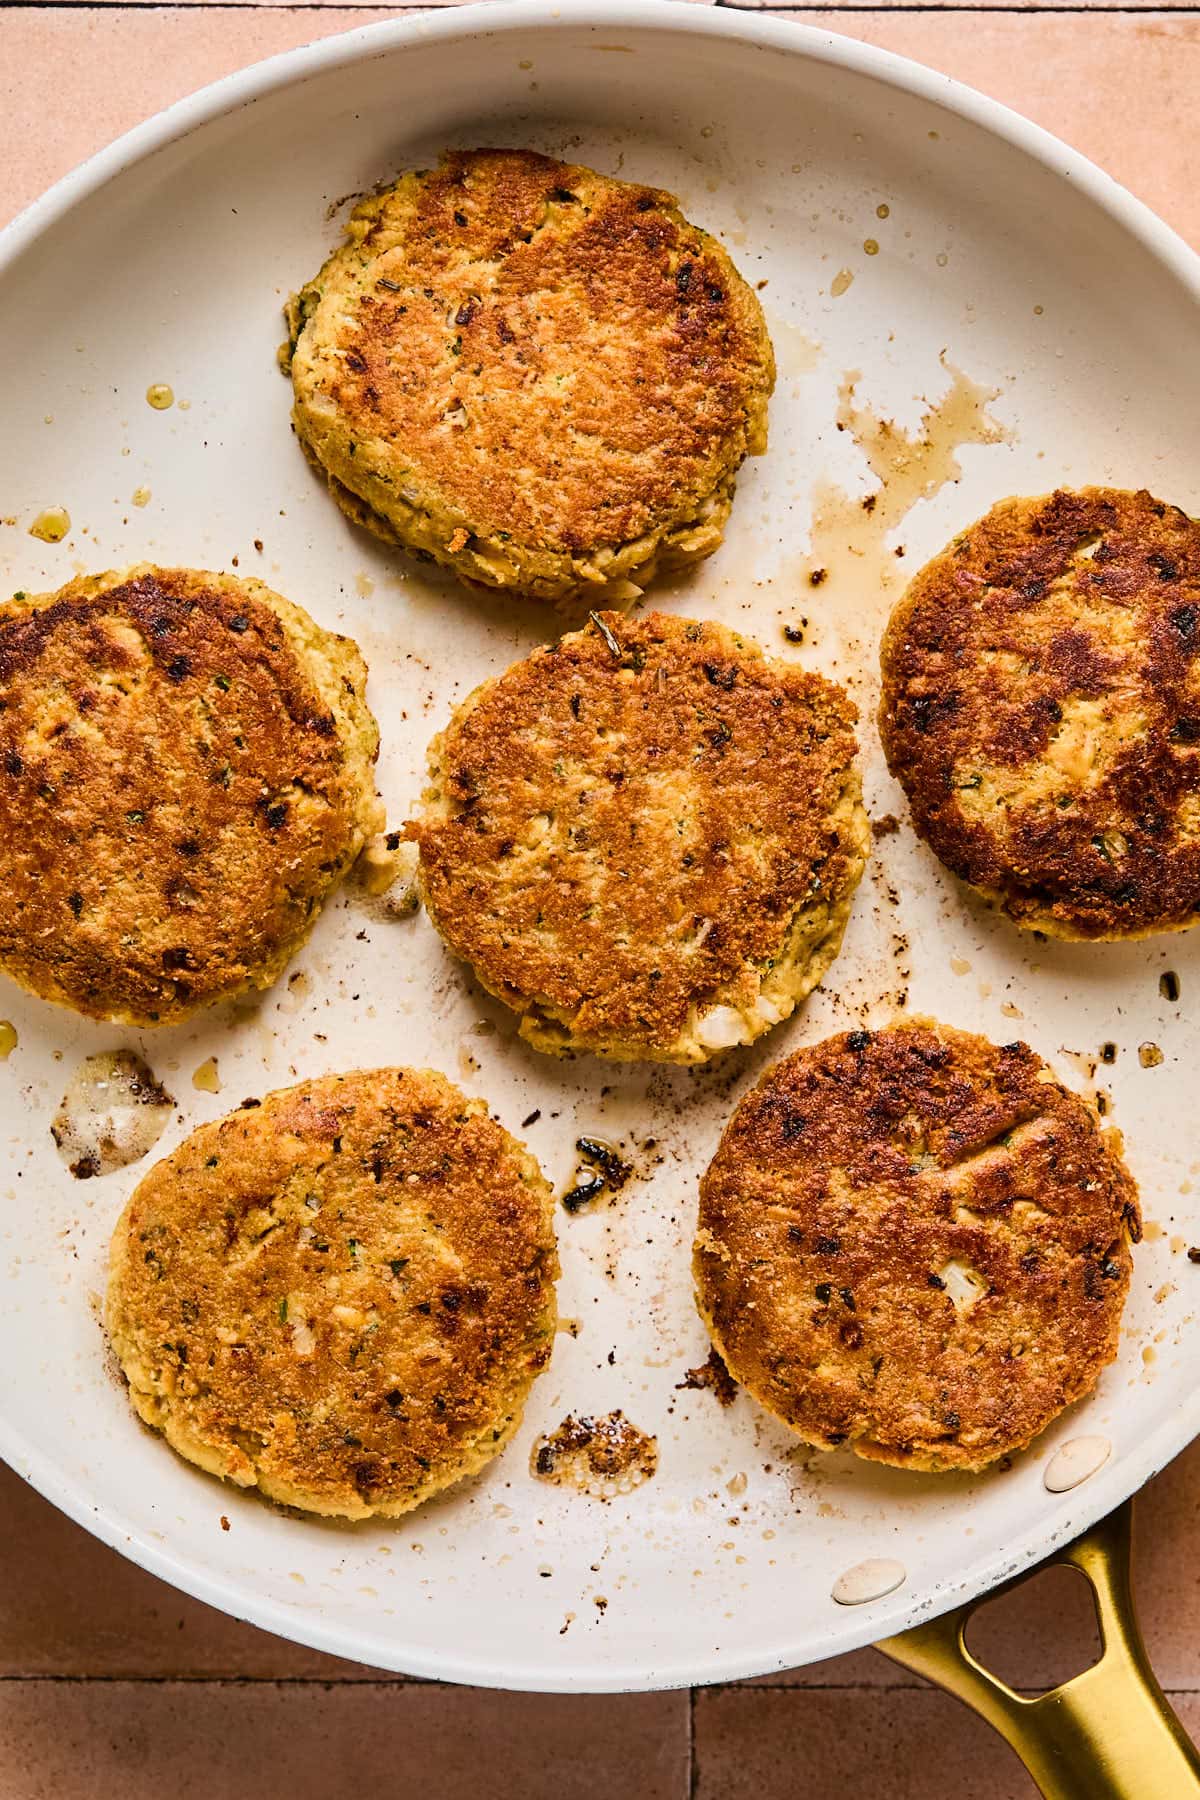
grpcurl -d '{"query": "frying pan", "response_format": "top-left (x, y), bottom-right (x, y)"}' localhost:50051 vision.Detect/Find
top-left (1, 4), bottom-right (1199, 1791)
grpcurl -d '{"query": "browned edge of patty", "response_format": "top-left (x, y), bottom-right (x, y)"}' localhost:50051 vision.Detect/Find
top-left (0, 565), bottom-right (380, 1022)
top-left (286, 147), bottom-right (774, 600)
top-left (106, 1067), bottom-right (558, 1517)
top-left (695, 1018), bottom-right (1139, 1471)
top-left (409, 608), bottom-right (866, 1060)
top-left (880, 487), bottom-right (1200, 938)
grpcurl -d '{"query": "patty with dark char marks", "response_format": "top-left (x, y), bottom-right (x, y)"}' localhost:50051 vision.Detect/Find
top-left (880, 487), bottom-right (1200, 938)
top-left (695, 1019), bottom-right (1139, 1472)
top-left (0, 565), bottom-right (382, 1023)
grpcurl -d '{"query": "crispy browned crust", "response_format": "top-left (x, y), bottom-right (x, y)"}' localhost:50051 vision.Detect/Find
top-left (0, 566), bottom-right (381, 1023)
top-left (286, 148), bottom-right (774, 603)
top-left (695, 1020), bottom-right (1140, 1472)
top-left (408, 611), bottom-right (869, 1063)
top-left (106, 1068), bottom-right (559, 1519)
top-left (880, 487), bottom-right (1200, 939)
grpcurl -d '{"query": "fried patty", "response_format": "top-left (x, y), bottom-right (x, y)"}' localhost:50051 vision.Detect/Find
top-left (408, 611), bottom-right (869, 1064)
top-left (106, 1068), bottom-right (558, 1519)
top-left (880, 487), bottom-right (1200, 938)
top-left (695, 1020), bottom-right (1139, 1472)
top-left (0, 566), bottom-right (381, 1023)
top-left (283, 148), bottom-right (775, 606)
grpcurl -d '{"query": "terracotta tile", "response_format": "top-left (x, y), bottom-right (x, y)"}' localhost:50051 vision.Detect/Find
top-left (0, 1463), bottom-right (365, 1678)
top-left (4, 10), bottom-right (1199, 252)
top-left (696, 1685), bottom-right (1041, 1799)
top-left (1127, 1436), bottom-right (1200, 1690)
top-left (697, 1682), bottom-right (1200, 1798)
top-left (0, 1683), bottom-right (690, 1800)
top-left (0, 7), bottom-right (383, 228)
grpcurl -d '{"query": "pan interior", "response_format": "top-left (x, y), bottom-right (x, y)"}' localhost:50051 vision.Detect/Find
top-left (0, 4), bottom-right (1198, 1689)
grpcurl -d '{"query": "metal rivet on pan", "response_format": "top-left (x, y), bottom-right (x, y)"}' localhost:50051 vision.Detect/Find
top-left (1043, 1435), bottom-right (1111, 1494)
top-left (831, 1557), bottom-right (907, 1606)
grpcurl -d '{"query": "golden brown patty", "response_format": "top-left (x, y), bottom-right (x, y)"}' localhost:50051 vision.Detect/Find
top-left (880, 487), bottom-right (1200, 938)
top-left (284, 147), bottom-right (775, 606)
top-left (409, 611), bottom-right (869, 1063)
top-left (695, 1019), bottom-right (1139, 1472)
top-left (106, 1068), bottom-right (558, 1519)
top-left (0, 566), bottom-right (381, 1023)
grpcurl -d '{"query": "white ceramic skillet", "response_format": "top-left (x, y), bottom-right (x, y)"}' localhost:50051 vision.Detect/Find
top-left (2, 5), bottom-right (1200, 1783)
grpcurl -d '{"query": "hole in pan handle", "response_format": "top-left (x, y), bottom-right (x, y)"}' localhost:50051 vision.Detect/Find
top-left (876, 1500), bottom-right (1200, 1800)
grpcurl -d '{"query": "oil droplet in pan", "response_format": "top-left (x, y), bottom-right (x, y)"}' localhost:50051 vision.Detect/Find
top-left (1044, 1435), bottom-right (1111, 1493)
top-left (28, 507), bottom-right (70, 543)
top-left (0, 1022), bottom-right (16, 1059)
top-left (831, 1557), bottom-right (907, 1606)
top-left (51, 1050), bottom-right (174, 1179)
top-left (145, 384), bottom-right (175, 410)
top-left (802, 356), bottom-right (1010, 670)
top-left (192, 1057), bottom-right (221, 1093)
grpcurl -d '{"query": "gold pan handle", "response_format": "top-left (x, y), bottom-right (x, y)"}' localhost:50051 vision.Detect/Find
top-left (877, 1500), bottom-right (1200, 1799)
